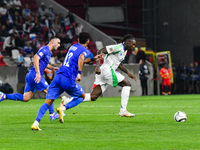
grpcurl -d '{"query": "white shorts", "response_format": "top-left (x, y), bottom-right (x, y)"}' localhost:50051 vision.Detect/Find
top-left (94, 66), bottom-right (125, 93)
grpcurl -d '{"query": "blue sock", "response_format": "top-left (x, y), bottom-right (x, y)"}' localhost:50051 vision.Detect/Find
top-left (6, 93), bottom-right (23, 101)
top-left (36, 103), bottom-right (49, 123)
top-left (64, 97), bottom-right (83, 110)
top-left (48, 102), bottom-right (55, 114)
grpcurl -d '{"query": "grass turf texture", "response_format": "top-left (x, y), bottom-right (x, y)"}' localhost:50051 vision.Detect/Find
top-left (0, 95), bottom-right (200, 150)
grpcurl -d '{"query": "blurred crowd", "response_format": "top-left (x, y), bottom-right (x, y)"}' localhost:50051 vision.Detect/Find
top-left (0, 0), bottom-right (85, 67)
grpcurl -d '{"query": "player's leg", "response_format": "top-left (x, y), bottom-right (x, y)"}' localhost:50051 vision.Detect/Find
top-left (118, 78), bottom-right (135, 117)
top-left (83, 84), bottom-right (107, 102)
top-left (38, 78), bottom-right (59, 120)
top-left (31, 75), bottom-right (64, 130)
top-left (31, 99), bottom-right (54, 131)
top-left (42, 88), bottom-right (59, 121)
top-left (57, 76), bottom-right (86, 123)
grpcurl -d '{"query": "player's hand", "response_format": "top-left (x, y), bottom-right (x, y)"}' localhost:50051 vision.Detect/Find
top-left (128, 72), bottom-right (137, 81)
top-left (93, 54), bottom-right (103, 61)
top-left (76, 73), bottom-right (81, 82)
top-left (34, 72), bottom-right (41, 84)
top-left (53, 67), bottom-right (59, 72)
top-left (95, 66), bottom-right (101, 75)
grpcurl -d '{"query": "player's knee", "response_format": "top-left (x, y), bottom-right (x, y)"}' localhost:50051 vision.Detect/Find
top-left (91, 94), bottom-right (98, 101)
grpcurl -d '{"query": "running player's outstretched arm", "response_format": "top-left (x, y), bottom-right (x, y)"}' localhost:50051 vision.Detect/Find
top-left (33, 54), bottom-right (41, 83)
top-left (76, 54), bottom-right (85, 82)
top-left (47, 64), bottom-right (59, 72)
top-left (118, 62), bottom-right (137, 81)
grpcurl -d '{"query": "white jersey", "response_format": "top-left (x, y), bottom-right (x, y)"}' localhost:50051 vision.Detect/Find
top-left (101, 43), bottom-right (127, 70)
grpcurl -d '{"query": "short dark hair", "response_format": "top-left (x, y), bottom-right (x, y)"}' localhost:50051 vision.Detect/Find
top-left (78, 32), bottom-right (90, 44)
top-left (49, 36), bottom-right (59, 42)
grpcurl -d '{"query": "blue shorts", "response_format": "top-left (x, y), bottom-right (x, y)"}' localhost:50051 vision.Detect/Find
top-left (24, 72), bottom-right (49, 93)
top-left (46, 73), bottom-right (83, 100)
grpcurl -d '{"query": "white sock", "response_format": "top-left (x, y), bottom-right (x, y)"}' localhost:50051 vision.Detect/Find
top-left (83, 93), bottom-right (91, 102)
top-left (34, 120), bottom-right (39, 126)
top-left (63, 97), bottom-right (73, 105)
top-left (120, 86), bottom-right (131, 112)
top-left (62, 106), bottom-right (66, 112)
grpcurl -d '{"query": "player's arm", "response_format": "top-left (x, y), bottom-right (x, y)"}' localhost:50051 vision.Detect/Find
top-left (47, 64), bottom-right (59, 72)
top-left (84, 54), bottom-right (103, 63)
top-left (95, 47), bottom-right (107, 74)
top-left (76, 54), bottom-right (85, 82)
top-left (118, 62), bottom-right (137, 81)
top-left (33, 54), bottom-right (41, 84)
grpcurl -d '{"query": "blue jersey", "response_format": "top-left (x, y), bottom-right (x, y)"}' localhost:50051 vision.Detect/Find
top-left (29, 45), bottom-right (51, 76)
top-left (56, 43), bottom-right (90, 80)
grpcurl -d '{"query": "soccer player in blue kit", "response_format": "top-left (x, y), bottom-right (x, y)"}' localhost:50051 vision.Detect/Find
top-left (0, 36), bottom-right (61, 121)
top-left (31, 32), bottom-right (103, 130)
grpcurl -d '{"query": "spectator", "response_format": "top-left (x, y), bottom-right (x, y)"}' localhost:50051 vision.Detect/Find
top-left (22, 19), bottom-right (32, 35)
top-left (45, 26), bottom-right (56, 41)
top-left (180, 63), bottom-right (189, 94)
top-left (139, 59), bottom-right (150, 96)
top-left (48, 5), bottom-right (55, 21)
top-left (13, 20), bottom-right (22, 32)
top-left (66, 24), bottom-right (75, 40)
top-left (52, 15), bottom-right (61, 33)
top-left (9, 26), bottom-right (19, 34)
top-left (58, 13), bottom-right (64, 26)
top-left (22, 4), bottom-right (31, 20)
top-left (12, 10), bottom-right (21, 24)
top-left (23, 41), bottom-right (33, 57)
top-left (0, 3), bottom-right (7, 17)
top-left (75, 23), bottom-right (83, 39)
top-left (136, 46), bottom-right (146, 63)
top-left (61, 34), bottom-right (72, 50)
top-left (0, 55), bottom-right (9, 66)
top-left (30, 23), bottom-right (41, 35)
top-left (63, 11), bottom-right (75, 27)
top-left (160, 63), bottom-right (171, 95)
top-left (188, 62), bottom-right (199, 94)
top-left (31, 12), bottom-right (39, 24)
top-left (0, 25), bottom-right (9, 41)
top-left (31, 40), bottom-right (38, 55)
top-left (3, 11), bottom-right (14, 25)
top-left (38, 2), bottom-right (49, 20)
top-left (3, 34), bottom-right (16, 57)
top-left (16, 51), bottom-right (24, 67)
top-left (57, 49), bottom-right (66, 61)
top-left (5, 19), bottom-right (13, 31)
top-left (13, 0), bottom-right (22, 11)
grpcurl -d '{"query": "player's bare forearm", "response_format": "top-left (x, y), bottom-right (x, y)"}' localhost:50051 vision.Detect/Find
top-left (118, 62), bottom-right (128, 74)
top-left (118, 63), bottom-right (137, 81)
top-left (47, 64), bottom-right (58, 71)
top-left (78, 54), bottom-right (85, 73)
top-left (33, 54), bottom-right (40, 74)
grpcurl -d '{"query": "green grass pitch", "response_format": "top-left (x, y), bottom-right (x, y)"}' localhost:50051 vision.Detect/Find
top-left (0, 95), bottom-right (200, 150)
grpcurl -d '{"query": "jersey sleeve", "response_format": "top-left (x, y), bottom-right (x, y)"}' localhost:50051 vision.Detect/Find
top-left (106, 44), bottom-right (124, 54)
top-left (37, 47), bottom-right (48, 59)
top-left (81, 49), bottom-right (91, 59)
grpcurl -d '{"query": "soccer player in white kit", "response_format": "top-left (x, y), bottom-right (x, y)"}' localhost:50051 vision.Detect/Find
top-left (61, 34), bottom-right (137, 117)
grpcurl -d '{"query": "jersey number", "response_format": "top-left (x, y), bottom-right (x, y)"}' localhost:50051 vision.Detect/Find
top-left (64, 52), bottom-right (73, 67)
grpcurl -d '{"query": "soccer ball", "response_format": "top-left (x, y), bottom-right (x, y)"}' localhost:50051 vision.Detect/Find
top-left (174, 111), bottom-right (187, 122)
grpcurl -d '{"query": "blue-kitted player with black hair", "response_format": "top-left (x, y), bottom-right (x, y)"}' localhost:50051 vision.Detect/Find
top-left (0, 36), bottom-right (61, 121)
top-left (31, 31), bottom-right (103, 130)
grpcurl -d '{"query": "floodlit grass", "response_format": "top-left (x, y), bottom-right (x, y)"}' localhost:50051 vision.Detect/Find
top-left (0, 95), bottom-right (200, 150)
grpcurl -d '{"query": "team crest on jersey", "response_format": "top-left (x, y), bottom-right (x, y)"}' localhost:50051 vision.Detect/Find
top-left (39, 52), bottom-right (43, 57)
top-left (109, 48), bottom-right (113, 52)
